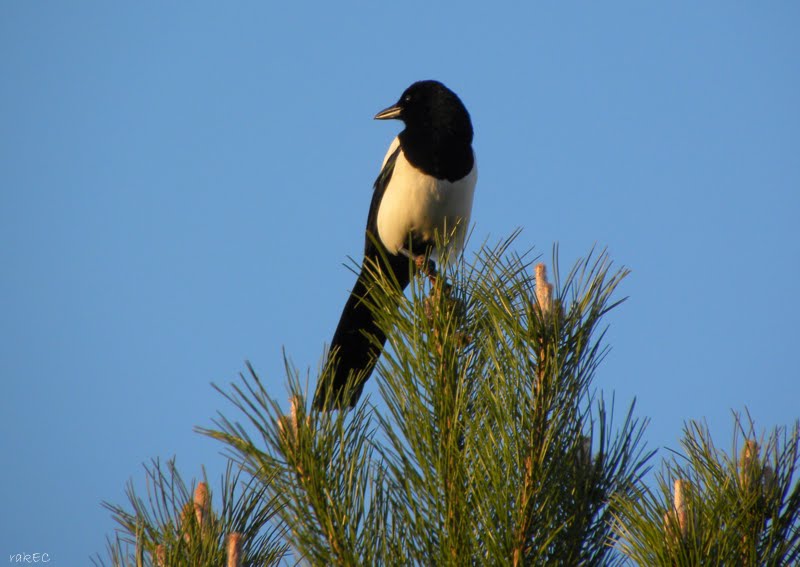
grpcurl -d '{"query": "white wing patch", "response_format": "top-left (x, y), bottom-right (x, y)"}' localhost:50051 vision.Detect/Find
top-left (376, 137), bottom-right (477, 258)
top-left (380, 137), bottom-right (401, 169)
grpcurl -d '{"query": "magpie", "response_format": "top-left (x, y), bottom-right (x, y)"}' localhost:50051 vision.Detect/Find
top-left (313, 80), bottom-right (477, 410)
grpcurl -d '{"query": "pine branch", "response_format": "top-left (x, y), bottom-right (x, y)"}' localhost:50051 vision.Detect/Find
top-left (93, 458), bottom-right (287, 566)
top-left (612, 412), bottom-right (800, 565)
top-left (101, 234), bottom-right (657, 565)
top-left (203, 234), bottom-right (650, 564)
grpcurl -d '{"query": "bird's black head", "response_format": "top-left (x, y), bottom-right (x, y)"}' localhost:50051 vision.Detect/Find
top-left (374, 80), bottom-right (473, 145)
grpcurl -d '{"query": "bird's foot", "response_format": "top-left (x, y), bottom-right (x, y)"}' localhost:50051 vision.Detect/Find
top-left (399, 248), bottom-right (438, 282)
top-left (415, 255), bottom-right (438, 282)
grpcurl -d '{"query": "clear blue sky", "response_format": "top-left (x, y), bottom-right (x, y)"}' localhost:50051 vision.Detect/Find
top-left (2, 2), bottom-right (798, 563)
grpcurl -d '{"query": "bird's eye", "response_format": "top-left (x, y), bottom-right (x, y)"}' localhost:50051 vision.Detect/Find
top-left (404, 94), bottom-right (412, 103)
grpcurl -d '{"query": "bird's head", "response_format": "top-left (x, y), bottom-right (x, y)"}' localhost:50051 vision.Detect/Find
top-left (374, 80), bottom-right (473, 142)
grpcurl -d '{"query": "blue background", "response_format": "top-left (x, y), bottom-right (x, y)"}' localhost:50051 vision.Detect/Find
top-left (2, 2), bottom-right (798, 563)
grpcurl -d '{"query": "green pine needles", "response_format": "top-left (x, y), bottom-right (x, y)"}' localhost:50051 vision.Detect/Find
top-left (97, 234), bottom-right (800, 566)
top-left (205, 235), bottom-right (652, 565)
top-left (95, 459), bottom-right (288, 566)
top-left (612, 413), bottom-right (800, 566)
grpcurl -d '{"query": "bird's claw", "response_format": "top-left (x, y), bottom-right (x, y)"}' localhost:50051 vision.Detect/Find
top-left (415, 255), bottom-right (438, 282)
top-left (399, 247), bottom-right (438, 281)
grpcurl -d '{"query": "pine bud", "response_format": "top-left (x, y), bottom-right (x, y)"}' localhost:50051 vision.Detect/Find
top-left (227, 532), bottom-right (243, 567)
top-left (278, 395), bottom-right (302, 442)
top-left (194, 481), bottom-right (210, 529)
top-left (534, 263), bottom-right (553, 316)
top-left (674, 479), bottom-right (688, 535)
top-left (664, 478), bottom-right (690, 544)
top-left (739, 439), bottom-right (760, 491)
top-left (154, 544), bottom-right (165, 567)
top-left (278, 396), bottom-right (307, 479)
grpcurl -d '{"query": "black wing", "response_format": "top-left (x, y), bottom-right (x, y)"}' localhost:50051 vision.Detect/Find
top-left (364, 143), bottom-right (402, 257)
top-left (313, 143), bottom-right (412, 410)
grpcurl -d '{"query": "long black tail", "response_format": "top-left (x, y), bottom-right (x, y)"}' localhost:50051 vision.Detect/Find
top-left (313, 253), bottom-right (411, 410)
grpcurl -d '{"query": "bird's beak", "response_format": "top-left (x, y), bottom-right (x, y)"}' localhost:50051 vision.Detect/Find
top-left (374, 104), bottom-right (402, 120)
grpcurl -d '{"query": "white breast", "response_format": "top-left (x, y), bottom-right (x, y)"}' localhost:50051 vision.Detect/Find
top-left (376, 137), bottom-right (477, 258)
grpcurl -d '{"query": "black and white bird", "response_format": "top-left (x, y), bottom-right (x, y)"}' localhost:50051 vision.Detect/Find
top-left (313, 80), bottom-right (477, 410)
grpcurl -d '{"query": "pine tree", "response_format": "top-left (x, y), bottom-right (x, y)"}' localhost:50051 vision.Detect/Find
top-left (97, 235), bottom-right (800, 566)
top-left (612, 414), bottom-right (800, 566)
top-left (95, 459), bottom-right (288, 566)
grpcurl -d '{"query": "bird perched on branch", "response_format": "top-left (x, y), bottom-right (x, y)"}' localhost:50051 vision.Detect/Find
top-left (313, 80), bottom-right (477, 410)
